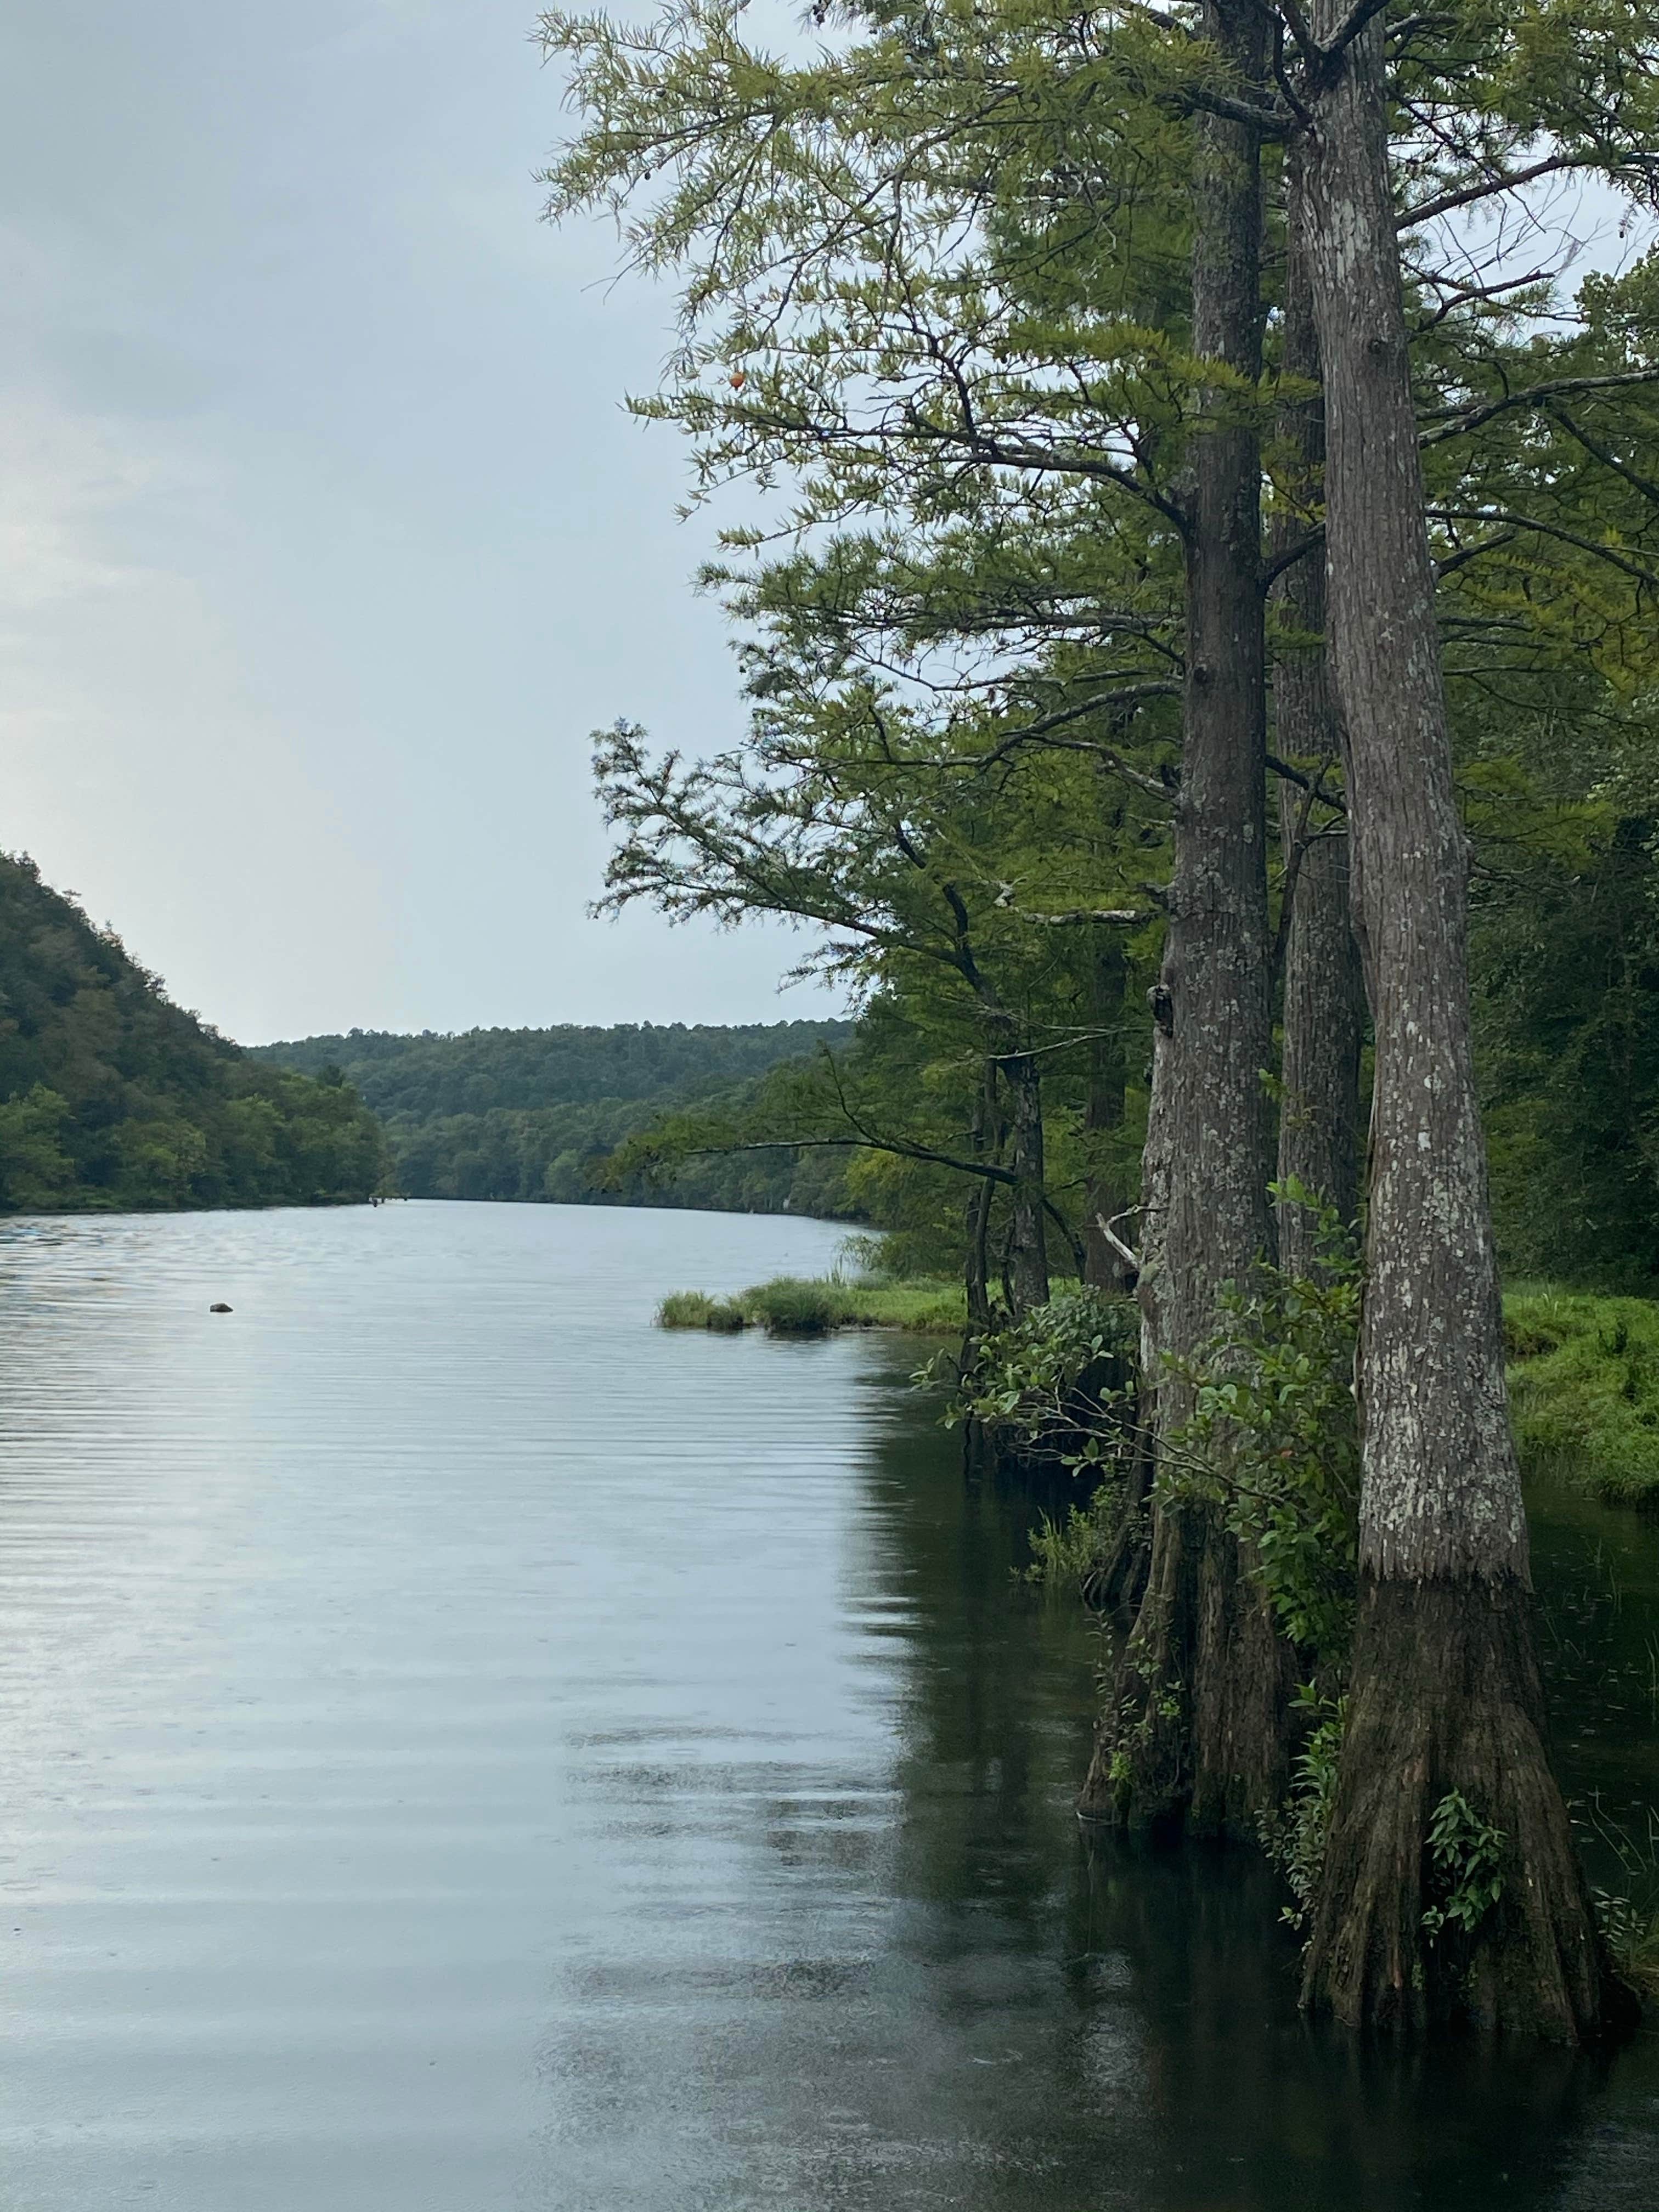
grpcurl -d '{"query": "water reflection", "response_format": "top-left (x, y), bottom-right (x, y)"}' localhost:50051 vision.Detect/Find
top-left (0, 1205), bottom-right (1652, 2210)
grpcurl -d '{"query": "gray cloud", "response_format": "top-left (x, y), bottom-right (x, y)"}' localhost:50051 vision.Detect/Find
top-left (0, 1), bottom-right (839, 1040)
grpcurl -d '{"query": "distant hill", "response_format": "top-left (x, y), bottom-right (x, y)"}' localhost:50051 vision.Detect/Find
top-left (0, 853), bottom-right (388, 1214)
top-left (250, 1020), bottom-right (859, 1214)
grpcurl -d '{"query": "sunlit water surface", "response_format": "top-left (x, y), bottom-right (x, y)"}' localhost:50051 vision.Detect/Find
top-left (0, 1201), bottom-right (1655, 2209)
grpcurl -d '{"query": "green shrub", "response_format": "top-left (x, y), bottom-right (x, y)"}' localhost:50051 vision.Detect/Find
top-left (949, 1285), bottom-right (1139, 1457)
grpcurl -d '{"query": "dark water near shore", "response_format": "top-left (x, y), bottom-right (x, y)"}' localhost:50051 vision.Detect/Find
top-left (0, 1201), bottom-right (1655, 2209)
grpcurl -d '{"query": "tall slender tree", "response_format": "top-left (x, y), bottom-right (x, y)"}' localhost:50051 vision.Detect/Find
top-left (1080, 0), bottom-right (1289, 1837)
top-left (1285, 0), bottom-right (1612, 2036)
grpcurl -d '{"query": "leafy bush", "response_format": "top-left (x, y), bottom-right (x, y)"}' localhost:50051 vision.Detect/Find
top-left (949, 1286), bottom-right (1140, 1458)
top-left (1169, 1189), bottom-right (1361, 1672)
top-left (1022, 1487), bottom-right (1126, 1592)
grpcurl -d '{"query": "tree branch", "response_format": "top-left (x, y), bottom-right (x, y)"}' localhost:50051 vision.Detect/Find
top-left (1420, 369), bottom-right (1659, 450)
top-left (1400, 150), bottom-right (1632, 231)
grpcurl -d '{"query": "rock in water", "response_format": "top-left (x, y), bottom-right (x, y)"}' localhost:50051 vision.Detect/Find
top-left (209, 1302), bottom-right (233, 1314)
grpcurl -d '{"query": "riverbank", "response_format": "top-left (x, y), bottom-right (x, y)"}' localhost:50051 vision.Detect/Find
top-left (664, 1271), bottom-right (1659, 1514)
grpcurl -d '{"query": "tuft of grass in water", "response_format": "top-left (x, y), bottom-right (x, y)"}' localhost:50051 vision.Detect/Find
top-left (1022, 1486), bottom-right (1122, 1590)
top-left (1505, 1288), bottom-right (1659, 1509)
top-left (657, 1274), bottom-right (965, 1338)
top-left (657, 1290), bottom-right (748, 1331)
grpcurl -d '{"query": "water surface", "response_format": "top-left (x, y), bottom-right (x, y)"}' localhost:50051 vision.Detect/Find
top-left (0, 1202), bottom-right (1655, 2209)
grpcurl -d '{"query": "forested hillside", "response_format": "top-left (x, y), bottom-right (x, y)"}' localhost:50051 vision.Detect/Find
top-left (251, 1020), bottom-right (859, 1212)
top-left (0, 854), bottom-right (387, 1213)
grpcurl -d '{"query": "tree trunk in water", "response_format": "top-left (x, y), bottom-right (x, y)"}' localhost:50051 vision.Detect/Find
top-left (1081, 0), bottom-right (1289, 1836)
top-left (1294, 15), bottom-right (1612, 2039)
top-left (1272, 239), bottom-right (1364, 1275)
top-left (1082, 934), bottom-right (1135, 1294)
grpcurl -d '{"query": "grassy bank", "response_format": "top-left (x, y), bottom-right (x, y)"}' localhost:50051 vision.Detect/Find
top-left (658, 1275), bottom-right (966, 1337)
top-left (1506, 1288), bottom-right (1659, 1510)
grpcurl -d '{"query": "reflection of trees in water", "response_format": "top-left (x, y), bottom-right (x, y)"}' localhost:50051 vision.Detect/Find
top-left (828, 1361), bottom-right (1659, 2212)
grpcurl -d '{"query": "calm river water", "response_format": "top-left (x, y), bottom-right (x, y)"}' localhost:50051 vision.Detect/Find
top-left (0, 1201), bottom-right (1656, 2209)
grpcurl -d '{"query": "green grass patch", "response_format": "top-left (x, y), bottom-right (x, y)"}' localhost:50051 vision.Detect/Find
top-left (657, 1274), bottom-right (965, 1338)
top-left (657, 1289), bottom-right (748, 1331)
top-left (1505, 1288), bottom-right (1659, 1509)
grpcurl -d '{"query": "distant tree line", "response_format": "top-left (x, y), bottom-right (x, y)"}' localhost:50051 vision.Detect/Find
top-left (251, 1020), bottom-right (860, 1213)
top-left (0, 854), bottom-right (387, 1213)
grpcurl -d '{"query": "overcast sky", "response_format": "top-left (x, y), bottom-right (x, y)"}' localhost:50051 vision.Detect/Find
top-left (3, 11), bottom-right (1649, 1048)
top-left (0, 1), bottom-right (839, 1042)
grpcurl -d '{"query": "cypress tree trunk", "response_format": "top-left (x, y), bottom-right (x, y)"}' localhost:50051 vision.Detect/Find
top-left (1272, 236), bottom-right (1364, 1274)
top-left (1294, 10), bottom-right (1610, 2038)
top-left (1081, 0), bottom-right (1289, 1836)
top-left (1082, 934), bottom-right (1135, 1294)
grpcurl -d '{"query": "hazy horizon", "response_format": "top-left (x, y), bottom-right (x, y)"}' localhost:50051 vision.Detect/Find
top-left (0, 2), bottom-right (844, 1045)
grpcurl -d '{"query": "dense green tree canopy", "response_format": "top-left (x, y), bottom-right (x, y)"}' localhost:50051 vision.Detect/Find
top-left (254, 1019), bottom-right (859, 1212)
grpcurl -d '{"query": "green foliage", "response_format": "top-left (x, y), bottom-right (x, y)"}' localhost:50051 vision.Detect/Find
top-left (1265, 1690), bottom-right (1347, 1933)
top-left (1421, 1790), bottom-right (1508, 1939)
top-left (256, 1019), bottom-right (855, 1119)
top-left (1594, 1891), bottom-right (1659, 1995)
top-left (949, 1284), bottom-right (1139, 1461)
top-left (1170, 1190), bottom-right (1361, 1671)
top-left (0, 853), bottom-right (387, 1214)
top-left (1505, 1289), bottom-right (1659, 1508)
top-left (0, 1086), bottom-right (76, 1209)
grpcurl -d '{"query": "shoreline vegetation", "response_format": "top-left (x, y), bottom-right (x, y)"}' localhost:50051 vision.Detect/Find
top-left (664, 1266), bottom-right (1659, 1519)
top-left (658, 1273), bottom-right (964, 1337)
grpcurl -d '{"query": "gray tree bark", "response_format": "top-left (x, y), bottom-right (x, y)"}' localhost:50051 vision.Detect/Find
top-left (1291, 8), bottom-right (1611, 2038)
top-left (1080, 0), bottom-right (1290, 1838)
